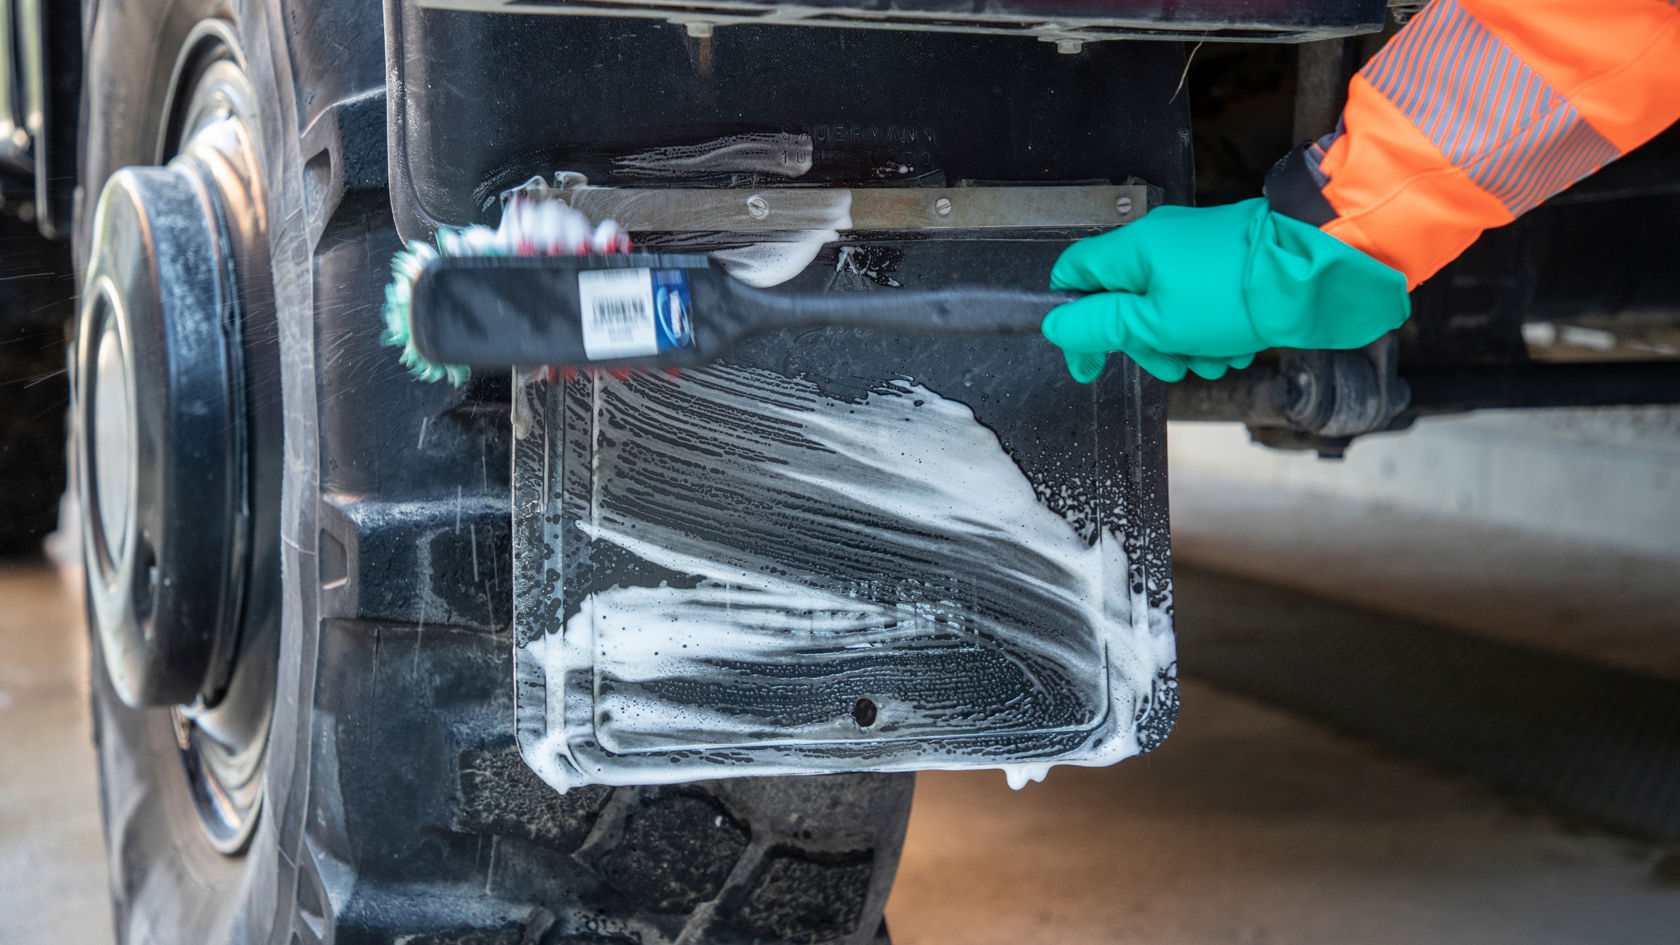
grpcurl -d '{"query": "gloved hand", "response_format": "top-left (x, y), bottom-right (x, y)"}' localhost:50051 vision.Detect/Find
top-left (1042, 197), bottom-right (1411, 382)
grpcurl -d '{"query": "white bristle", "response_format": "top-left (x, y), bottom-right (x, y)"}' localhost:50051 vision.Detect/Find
top-left (494, 199), bottom-right (526, 247)
top-left (557, 204), bottom-right (592, 254)
top-left (590, 220), bottom-right (625, 253)
top-left (459, 227), bottom-right (498, 254)
top-left (390, 194), bottom-right (631, 387)
top-left (438, 196), bottom-right (627, 260)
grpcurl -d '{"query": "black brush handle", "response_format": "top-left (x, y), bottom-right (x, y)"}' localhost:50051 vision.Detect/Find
top-left (410, 253), bottom-right (1077, 370)
top-left (719, 276), bottom-right (1077, 336)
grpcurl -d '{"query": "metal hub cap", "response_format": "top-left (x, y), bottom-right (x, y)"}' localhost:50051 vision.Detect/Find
top-left (89, 291), bottom-right (136, 567)
top-left (75, 24), bottom-right (277, 854)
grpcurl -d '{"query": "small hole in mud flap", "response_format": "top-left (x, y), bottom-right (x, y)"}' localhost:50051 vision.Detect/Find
top-left (852, 697), bottom-right (878, 729)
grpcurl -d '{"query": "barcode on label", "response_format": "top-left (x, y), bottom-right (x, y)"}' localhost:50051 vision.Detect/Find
top-left (590, 293), bottom-right (647, 335)
top-left (577, 268), bottom-right (659, 360)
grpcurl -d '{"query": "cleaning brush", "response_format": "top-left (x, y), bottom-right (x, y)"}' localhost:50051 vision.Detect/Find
top-left (406, 253), bottom-right (1077, 374)
top-left (381, 196), bottom-right (631, 384)
top-left (383, 194), bottom-right (1078, 382)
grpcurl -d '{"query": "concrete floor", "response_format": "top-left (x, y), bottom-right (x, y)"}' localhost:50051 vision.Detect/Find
top-left (889, 684), bottom-right (1680, 945)
top-left (0, 565), bottom-right (111, 945)
top-left (5, 411), bottom-right (1680, 944)
top-left (5, 560), bottom-right (1678, 945)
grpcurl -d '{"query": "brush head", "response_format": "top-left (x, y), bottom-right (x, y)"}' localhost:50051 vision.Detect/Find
top-left (409, 253), bottom-right (725, 372)
top-left (381, 195), bottom-right (631, 385)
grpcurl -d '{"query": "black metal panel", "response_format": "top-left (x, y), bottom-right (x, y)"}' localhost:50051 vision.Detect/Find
top-left (1405, 363), bottom-right (1680, 415)
top-left (388, 2), bottom-right (1198, 242)
top-left (425, 0), bottom-right (1387, 42)
top-left (562, 0), bottom-right (1383, 27)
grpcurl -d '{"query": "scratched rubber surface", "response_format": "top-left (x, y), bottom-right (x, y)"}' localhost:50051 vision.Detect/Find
top-left (1175, 565), bottom-right (1680, 840)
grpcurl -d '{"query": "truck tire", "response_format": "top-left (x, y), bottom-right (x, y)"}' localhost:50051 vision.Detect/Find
top-left (76, 3), bottom-right (913, 943)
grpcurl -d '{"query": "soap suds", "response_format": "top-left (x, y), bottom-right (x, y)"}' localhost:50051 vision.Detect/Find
top-left (1003, 764), bottom-right (1053, 791)
top-left (711, 229), bottom-right (844, 288)
top-left (553, 184), bottom-right (851, 289)
top-left (515, 366), bottom-right (1175, 791)
top-left (613, 132), bottom-right (815, 180)
top-left (709, 189), bottom-right (853, 287)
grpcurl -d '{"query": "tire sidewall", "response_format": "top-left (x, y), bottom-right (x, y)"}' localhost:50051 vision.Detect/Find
top-left (79, 2), bottom-right (310, 943)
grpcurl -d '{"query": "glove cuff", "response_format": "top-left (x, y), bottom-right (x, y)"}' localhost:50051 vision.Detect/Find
top-left (1263, 144), bottom-right (1337, 228)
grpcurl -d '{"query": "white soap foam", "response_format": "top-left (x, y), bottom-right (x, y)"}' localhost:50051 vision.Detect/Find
top-left (613, 132), bottom-right (815, 179)
top-left (519, 366), bottom-right (1176, 790)
top-left (710, 190), bottom-right (852, 287)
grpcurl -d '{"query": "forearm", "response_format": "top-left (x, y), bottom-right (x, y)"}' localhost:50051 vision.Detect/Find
top-left (1266, 0), bottom-right (1680, 288)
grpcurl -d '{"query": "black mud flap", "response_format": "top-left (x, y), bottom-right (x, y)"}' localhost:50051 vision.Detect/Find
top-left (510, 248), bottom-right (1176, 792)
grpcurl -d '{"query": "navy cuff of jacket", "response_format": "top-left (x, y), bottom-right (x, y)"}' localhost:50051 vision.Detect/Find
top-left (1263, 144), bottom-right (1338, 227)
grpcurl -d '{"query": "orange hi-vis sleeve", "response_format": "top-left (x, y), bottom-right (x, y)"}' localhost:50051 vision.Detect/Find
top-left (1263, 0), bottom-right (1680, 288)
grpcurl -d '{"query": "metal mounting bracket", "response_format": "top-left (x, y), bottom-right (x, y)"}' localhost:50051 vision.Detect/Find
top-left (503, 174), bottom-right (1150, 234)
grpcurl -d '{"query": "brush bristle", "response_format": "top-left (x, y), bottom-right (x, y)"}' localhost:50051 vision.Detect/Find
top-left (380, 195), bottom-right (633, 385)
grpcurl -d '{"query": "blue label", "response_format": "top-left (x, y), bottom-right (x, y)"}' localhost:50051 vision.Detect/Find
top-left (652, 270), bottom-right (695, 352)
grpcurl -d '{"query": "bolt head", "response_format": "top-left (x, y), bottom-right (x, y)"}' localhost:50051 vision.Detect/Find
top-left (934, 197), bottom-right (953, 216)
top-left (746, 195), bottom-right (770, 220)
top-left (1116, 195), bottom-right (1133, 216)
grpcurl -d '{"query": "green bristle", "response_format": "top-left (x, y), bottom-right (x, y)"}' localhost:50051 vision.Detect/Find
top-left (380, 238), bottom-right (471, 386)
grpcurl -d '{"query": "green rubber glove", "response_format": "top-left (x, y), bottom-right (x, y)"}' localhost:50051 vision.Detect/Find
top-left (1043, 197), bottom-right (1411, 382)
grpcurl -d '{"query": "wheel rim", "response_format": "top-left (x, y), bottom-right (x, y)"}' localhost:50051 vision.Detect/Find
top-left (76, 21), bottom-right (277, 855)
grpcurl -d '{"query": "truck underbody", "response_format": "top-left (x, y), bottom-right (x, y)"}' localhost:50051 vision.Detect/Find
top-left (0, 1), bottom-right (1674, 942)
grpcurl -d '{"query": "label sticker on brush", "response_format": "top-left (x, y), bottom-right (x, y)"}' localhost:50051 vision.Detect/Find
top-left (578, 268), bottom-right (694, 360)
top-left (651, 270), bottom-right (695, 353)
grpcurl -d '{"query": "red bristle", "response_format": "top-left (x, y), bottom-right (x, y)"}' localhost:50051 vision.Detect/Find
top-left (560, 366), bottom-right (579, 382)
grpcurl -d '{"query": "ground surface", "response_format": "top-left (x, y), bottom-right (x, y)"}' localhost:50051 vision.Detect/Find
top-left (6, 557), bottom-right (1678, 945)
top-left (0, 565), bottom-right (110, 945)
top-left (889, 682), bottom-right (1680, 945)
